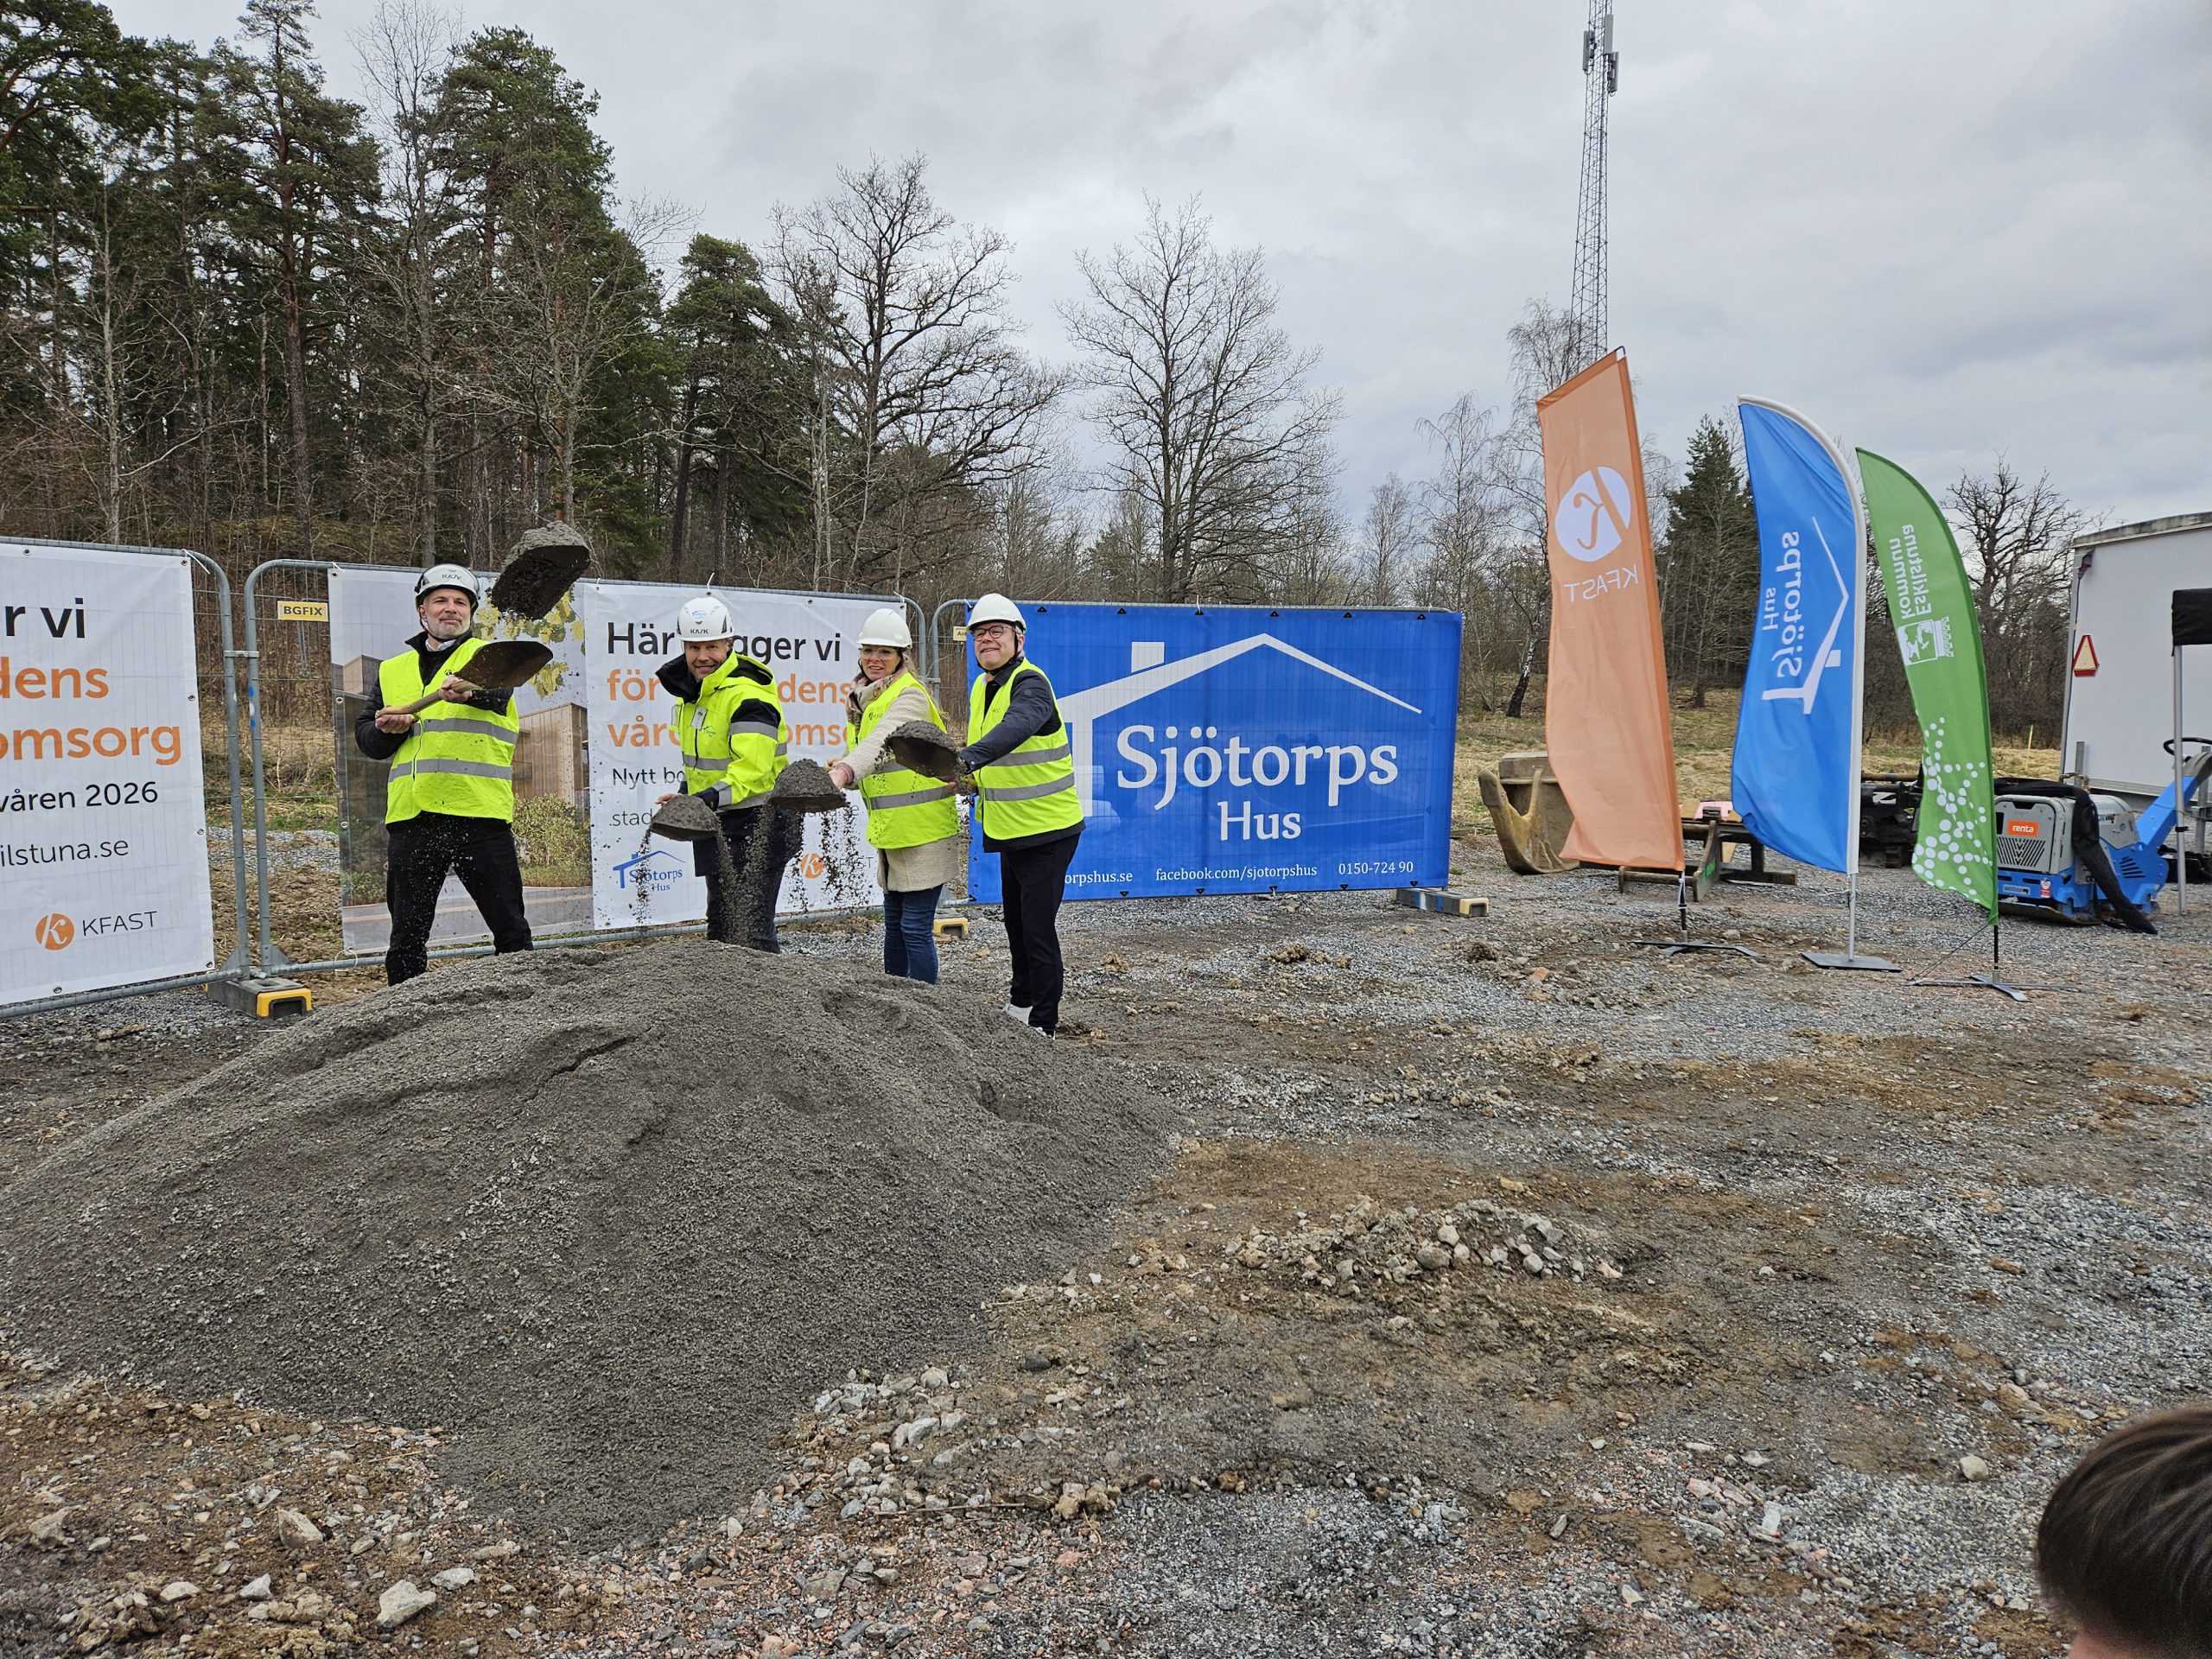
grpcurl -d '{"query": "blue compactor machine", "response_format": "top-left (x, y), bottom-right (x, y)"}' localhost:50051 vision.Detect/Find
top-left (1993, 746), bottom-right (2211, 930)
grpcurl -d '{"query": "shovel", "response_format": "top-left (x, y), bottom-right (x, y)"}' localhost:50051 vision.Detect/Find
top-left (488, 523), bottom-right (592, 620)
top-left (648, 791), bottom-right (724, 842)
top-left (382, 639), bottom-right (553, 717)
top-left (884, 721), bottom-right (963, 782)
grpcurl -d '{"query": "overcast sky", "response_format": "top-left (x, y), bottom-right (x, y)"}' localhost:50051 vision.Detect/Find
top-left (119, 0), bottom-right (2212, 529)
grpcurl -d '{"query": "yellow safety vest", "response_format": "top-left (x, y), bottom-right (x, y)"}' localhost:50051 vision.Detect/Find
top-left (968, 658), bottom-right (1082, 841)
top-left (846, 671), bottom-right (959, 850)
top-left (671, 653), bottom-right (788, 804)
top-left (379, 639), bottom-right (518, 824)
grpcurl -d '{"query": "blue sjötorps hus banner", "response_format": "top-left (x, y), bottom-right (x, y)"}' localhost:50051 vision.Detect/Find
top-left (1732, 402), bottom-right (1864, 874)
top-left (966, 604), bottom-right (1461, 901)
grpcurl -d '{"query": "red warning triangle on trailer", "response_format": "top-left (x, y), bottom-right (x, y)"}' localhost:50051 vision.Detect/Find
top-left (2072, 634), bottom-right (2099, 677)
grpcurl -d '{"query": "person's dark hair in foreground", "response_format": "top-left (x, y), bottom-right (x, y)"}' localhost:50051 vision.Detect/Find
top-left (2037, 1403), bottom-right (2212, 1658)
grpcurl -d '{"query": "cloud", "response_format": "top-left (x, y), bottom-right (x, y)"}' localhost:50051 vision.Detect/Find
top-left (126, 0), bottom-right (2211, 518)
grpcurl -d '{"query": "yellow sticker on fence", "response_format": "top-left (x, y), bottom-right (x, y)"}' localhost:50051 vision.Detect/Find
top-left (276, 600), bottom-right (327, 621)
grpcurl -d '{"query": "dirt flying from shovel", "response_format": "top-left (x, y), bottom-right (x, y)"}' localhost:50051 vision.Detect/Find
top-left (646, 791), bottom-right (722, 840)
top-left (0, 944), bottom-right (1172, 1545)
top-left (770, 756), bottom-right (850, 813)
top-left (886, 720), bottom-right (961, 780)
top-left (488, 522), bottom-right (592, 619)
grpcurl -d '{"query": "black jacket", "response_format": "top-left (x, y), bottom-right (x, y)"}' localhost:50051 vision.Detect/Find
top-left (353, 633), bottom-right (516, 760)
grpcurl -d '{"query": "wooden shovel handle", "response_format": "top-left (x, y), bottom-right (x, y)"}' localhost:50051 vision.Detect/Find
top-left (385, 680), bottom-right (477, 719)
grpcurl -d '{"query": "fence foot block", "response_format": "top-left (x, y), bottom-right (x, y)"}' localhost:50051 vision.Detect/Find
top-left (932, 916), bottom-right (971, 940)
top-left (213, 976), bottom-right (314, 1018)
top-left (1393, 887), bottom-right (1490, 918)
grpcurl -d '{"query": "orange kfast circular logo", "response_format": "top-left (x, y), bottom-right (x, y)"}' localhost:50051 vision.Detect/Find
top-left (34, 913), bottom-right (74, 950)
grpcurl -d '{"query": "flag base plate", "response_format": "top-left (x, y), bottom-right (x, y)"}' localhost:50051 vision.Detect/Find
top-left (1633, 939), bottom-right (1759, 959)
top-left (1909, 973), bottom-right (2028, 1002)
top-left (1802, 951), bottom-right (1899, 972)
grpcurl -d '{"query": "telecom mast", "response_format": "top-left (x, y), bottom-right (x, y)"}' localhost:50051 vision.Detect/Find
top-left (1570, 0), bottom-right (1618, 372)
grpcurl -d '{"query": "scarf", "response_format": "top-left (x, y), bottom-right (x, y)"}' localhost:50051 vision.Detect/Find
top-left (845, 664), bottom-right (898, 726)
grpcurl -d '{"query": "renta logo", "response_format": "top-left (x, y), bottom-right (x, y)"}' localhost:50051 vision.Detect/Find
top-left (1553, 467), bottom-right (1635, 563)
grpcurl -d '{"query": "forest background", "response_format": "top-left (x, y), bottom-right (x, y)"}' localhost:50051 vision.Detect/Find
top-left (2, 0), bottom-right (2091, 738)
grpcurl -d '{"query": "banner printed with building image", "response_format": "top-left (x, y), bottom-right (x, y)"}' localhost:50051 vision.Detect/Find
top-left (327, 567), bottom-right (588, 955)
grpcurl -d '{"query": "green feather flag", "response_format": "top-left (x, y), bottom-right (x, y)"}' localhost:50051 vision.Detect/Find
top-left (1858, 449), bottom-right (1997, 918)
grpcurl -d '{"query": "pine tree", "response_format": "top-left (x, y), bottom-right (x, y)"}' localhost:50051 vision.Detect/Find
top-left (1658, 415), bottom-right (1760, 707)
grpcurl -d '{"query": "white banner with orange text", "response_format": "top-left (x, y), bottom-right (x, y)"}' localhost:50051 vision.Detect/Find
top-left (0, 542), bottom-right (214, 1004)
top-left (576, 580), bottom-right (885, 930)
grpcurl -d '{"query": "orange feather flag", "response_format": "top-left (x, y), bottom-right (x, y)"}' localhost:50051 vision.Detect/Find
top-left (1537, 351), bottom-right (1682, 872)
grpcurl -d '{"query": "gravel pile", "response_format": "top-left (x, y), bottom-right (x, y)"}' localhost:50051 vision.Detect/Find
top-left (0, 941), bottom-right (1171, 1542)
top-left (1218, 1192), bottom-right (1621, 1287)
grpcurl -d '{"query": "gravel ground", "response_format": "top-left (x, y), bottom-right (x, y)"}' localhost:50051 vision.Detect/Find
top-left (2, 828), bottom-right (2205, 1657)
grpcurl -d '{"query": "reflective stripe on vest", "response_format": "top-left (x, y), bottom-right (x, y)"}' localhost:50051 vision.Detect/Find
top-left (671, 653), bottom-right (788, 800)
top-left (846, 671), bottom-right (961, 850)
top-left (967, 659), bottom-right (1084, 841)
top-left (379, 639), bottom-right (518, 824)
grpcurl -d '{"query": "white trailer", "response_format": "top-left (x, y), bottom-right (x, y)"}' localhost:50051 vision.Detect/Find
top-left (2061, 512), bottom-right (2212, 866)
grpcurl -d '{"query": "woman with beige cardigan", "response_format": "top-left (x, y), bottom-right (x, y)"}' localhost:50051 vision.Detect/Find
top-left (825, 608), bottom-right (963, 983)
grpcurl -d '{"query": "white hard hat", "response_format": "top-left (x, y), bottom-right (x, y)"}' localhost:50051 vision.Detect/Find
top-left (677, 594), bottom-right (735, 642)
top-left (969, 592), bottom-right (1025, 630)
top-left (414, 563), bottom-right (479, 606)
top-left (858, 607), bottom-right (912, 650)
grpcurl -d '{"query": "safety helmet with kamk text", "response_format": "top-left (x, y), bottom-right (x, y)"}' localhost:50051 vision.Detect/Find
top-left (414, 563), bottom-right (480, 607)
top-left (677, 594), bottom-right (735, 642)
top-left (858, 607), bottom-right (912, 650)
top-left (969, 592), bottom-right (1025, 631)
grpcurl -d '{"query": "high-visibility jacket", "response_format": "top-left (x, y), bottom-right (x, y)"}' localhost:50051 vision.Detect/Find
top-left (968, 658), bottom-right (1082, 841)
top-left (671, 653), bottom-right (787, 804)
top-left (379, 638), bottom-right (518, 824)
top-left (846, 671), bottom-right (959, 849)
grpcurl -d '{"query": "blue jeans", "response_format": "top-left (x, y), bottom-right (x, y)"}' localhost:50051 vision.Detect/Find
top-left (881, 885), bottom-right (942, 984)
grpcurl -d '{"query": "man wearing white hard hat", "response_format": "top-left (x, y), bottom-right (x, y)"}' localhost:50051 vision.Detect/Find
top-left (352, 563), bottom-right (532, 984)
top-left (657, 593), bottom-right (794, 950)
top-left (956, 593), bottom-right (1083, 1035)
top-left (825, 607), bottom-right (961, 982)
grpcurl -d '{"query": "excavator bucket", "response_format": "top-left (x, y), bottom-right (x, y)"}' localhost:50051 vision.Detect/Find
top-left (1478, 751), bottom-right (1578, 875)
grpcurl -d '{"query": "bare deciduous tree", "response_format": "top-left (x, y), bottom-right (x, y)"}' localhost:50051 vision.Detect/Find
top-left (353, 0), bottom-right (461, 564)
top-left (1359, 474), bottom-right (1416, 607)
top-left (772, 154), bottom-right (1058, 594)
top-left (1061, 195), bottom-right (1340, 604)
top-left (1947, 457), bottom-right (2088, 738)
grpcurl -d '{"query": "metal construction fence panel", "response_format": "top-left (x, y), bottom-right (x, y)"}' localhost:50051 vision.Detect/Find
top-left (240, 560), bottom-right (918, 979)
top-left (0, 537), bottom-right (250, 1020)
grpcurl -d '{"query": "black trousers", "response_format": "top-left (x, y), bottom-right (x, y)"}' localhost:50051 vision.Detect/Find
top-left (385, 811), bottom-right (533, 985)
top-left (699, 804), bottom-right (794, 951)
top-left (998, 830), bottom-right (1080, 1032)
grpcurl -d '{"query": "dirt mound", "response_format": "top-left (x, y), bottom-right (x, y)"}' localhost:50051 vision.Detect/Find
top-left (0, 943), bottom-right (1170, 1542)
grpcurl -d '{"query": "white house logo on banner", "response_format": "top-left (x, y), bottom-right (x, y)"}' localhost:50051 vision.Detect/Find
top-left (1059, 633), bottom-right (1420, 819)
top-left (1, 543), bottom-right (215, 1006)
top-left (1757, 518), bottom-right (1852, 714)
top-left (1553, 467), bottom-right (1635, 563)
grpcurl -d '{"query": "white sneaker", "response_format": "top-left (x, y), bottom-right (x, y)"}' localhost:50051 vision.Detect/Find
top-left (1003, 1001), bottom-right (1033, 1025)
